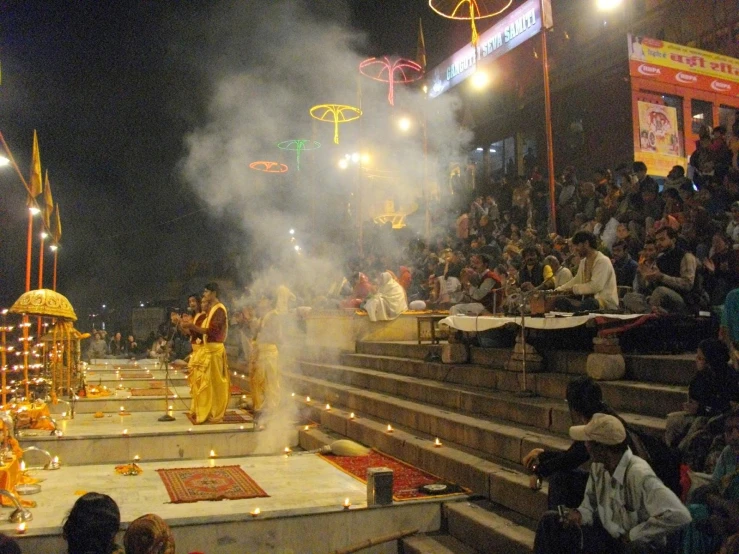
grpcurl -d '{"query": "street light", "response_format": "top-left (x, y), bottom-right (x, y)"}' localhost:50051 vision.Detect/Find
top-left (471, 70), bottom-right (490, 90)
top-left (398, 117), bottom-right (412, 132)
top-left (596, 0), bottom-right (623, 10)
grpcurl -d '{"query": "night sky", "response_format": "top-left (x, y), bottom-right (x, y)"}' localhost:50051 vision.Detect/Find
top-left (0, 0), bottom-right (470, 326)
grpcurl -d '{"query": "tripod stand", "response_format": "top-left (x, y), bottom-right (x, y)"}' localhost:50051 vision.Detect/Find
top-left (157, 325), bottom-right (178, 422)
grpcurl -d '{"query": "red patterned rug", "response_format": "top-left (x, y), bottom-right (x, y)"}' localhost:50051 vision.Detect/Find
top-left (130, 387), bottom-right (172, 396)
top-left (185, 410), bottom-right (253, 425)
top-left (157, 465), bottom-right (269, 503)
top-left (319, 450), bottom-right (467, 501)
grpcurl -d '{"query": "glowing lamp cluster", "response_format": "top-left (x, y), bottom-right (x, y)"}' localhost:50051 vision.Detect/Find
top-left (277, 139), bottom-right (321, 171)
top-left (429, 0), bottom-right (514, 46)
top-left (309, 104), bottom-right (362, 145)
top-left (249, 161), bottom-right (289, 174)
top-left (358, 57), bottom-right (423, 106)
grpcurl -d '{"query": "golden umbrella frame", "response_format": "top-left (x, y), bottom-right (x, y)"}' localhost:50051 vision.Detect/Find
top-left (9, 289), bottom-right (78, 403)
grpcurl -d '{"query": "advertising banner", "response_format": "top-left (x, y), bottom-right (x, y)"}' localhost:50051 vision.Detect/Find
top-left (635, 101), bottom-right (686, 176)
top-left (628, 34), bottom-right (739, 97)
top-left (428, 0), bottom-right (549, 98)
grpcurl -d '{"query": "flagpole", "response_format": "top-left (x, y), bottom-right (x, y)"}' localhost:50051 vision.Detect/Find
top-left (52, 249), bottom-right (58, 291)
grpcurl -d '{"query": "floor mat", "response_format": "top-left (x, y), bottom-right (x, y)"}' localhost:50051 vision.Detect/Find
top-left (319, 449), bottom-right (468, 501)
top-left (156, 465), bottom-right (269, 503)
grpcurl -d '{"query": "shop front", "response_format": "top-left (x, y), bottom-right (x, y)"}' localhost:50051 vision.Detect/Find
top-left (628, 34), bottom-right (739, 177)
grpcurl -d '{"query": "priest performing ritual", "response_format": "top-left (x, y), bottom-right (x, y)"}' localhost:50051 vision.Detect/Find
top-left (181, 282), bottom-right (231, 423)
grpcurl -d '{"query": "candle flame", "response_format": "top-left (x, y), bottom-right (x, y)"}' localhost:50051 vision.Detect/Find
top-left (350, 413), bottom-right (355, 419)
top-left (387, 424), bottom-right (393, 432)
top-left (250, 507), bottom-right (261, 516)
top-left (306, 396), bottom-right (311, 402)
top-left (209, 449), bottom-right (216, 458)
top-left (343, 498), bottom-right (351, 507)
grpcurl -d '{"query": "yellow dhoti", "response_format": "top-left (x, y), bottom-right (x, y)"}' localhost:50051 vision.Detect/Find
top-left (188, 342), bottom-right (230, 423)
top-left (250, 343), bottom-right (280, 413)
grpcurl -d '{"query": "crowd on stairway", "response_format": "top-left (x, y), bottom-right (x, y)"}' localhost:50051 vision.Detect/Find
top-left (332, 121), bottom-right (739, 324)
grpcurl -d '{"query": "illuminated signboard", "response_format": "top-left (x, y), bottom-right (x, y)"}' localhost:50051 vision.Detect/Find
top-left (428, 0), bottom-right (551, 98)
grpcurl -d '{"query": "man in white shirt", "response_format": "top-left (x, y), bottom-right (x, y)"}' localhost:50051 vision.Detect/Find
top-left (554, 231), bottom-right (619, 312)
top-left (533, 413), bottom-right (691, 553)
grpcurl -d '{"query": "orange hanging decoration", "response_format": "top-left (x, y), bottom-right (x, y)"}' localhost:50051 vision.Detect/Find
top-left (248, 161), bottom-right (289, 173)
top-left (428, 0), bottom-right (514, 46)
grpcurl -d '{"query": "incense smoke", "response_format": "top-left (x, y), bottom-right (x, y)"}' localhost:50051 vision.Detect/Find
top-left (176, 0), bottom-right (470, 451)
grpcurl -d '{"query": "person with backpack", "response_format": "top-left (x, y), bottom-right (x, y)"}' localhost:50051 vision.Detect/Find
top-left (523, 376), bottom-right (681, 509)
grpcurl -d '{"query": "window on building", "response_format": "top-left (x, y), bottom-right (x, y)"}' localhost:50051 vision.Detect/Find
top-left (691, 99), bottom-right (713, 135)
top-left (719, 105), bottom-right (738, 134)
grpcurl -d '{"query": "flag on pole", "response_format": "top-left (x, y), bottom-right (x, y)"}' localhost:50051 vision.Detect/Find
top-left (29, 130), bottom-right (42, 198)
top-left (53, 204), bottom-right (62, 244)
top-left (416, 18), bottom-right (427, 73)
top-left (43, 171), bottom-right (53, 229)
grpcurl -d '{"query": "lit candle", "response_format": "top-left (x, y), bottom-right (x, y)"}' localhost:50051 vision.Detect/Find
top-left (284, 447), bottom-right (292, 456)
top-left (434, 438), bottom-right (442, 447)
top-left (325, 403), bottom-right (331, 410)
top-left (133, 455), bottom-right (140, 464)
top-left (304, 425), bottom-right (310, 431)
top-left (250, 507), bottom-right (261, 517)
top-left (19, 461), bottom-right (25, 472)
top-left (188, 428), bottom-right (193, 432)
top-left (291, 392), bottom-right (295, 397)
top-left (306, 396), bottom-right (311, 402)
top-left (209, 449), bottom-right (216, 458)
top-left (349, 413), bottom-right (356, 419)
top-left (16, 523), bottom-right (26, 535)
top-left (386, 424), bottom-right (393, 433)
top-left (122, 429), bottom-right (128, 435)
top-left (239, 425), bottom-right (244, 430)
top-left (343, 498), bottom-right (351, 509)
top-left (119, 406), bottom-right (125, 413)
top-left (52, 456), bottom-right (59, 464)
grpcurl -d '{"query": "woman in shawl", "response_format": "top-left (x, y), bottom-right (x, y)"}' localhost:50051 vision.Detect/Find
top-left (364, 272), bottom-right (408, 322)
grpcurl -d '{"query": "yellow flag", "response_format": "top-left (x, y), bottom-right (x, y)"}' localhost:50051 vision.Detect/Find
top-left (29, 130), bottom-right (42, 197)
top-left (43, 171), bottom-right (54, 229)
top-left (53, 204), bottom-right (62, 243)
top-left (416, 18), bottom-right (427, 72)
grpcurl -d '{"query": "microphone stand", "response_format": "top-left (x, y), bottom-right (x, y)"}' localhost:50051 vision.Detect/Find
top-left (157, 322), bottom-right (178, 422)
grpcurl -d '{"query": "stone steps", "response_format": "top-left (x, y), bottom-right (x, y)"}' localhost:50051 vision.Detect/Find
top-left (402, 534), bottom-right (479, 554)
top-left (444, 501), bottom-right (536, 554)
top-left (337, 352), bottom-right (685, 420)
top-left (355, 342), bottom-right (696, 386)
top-left (288, 372), bottom-right (571, 469)
top-left (298, 360), bottom-right (666, 438)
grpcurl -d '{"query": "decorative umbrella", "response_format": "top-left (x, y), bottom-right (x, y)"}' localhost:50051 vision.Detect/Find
top-left (9, 289), bottom-right (78, 403)
top-left (309, 104), bottom-right (362, 145)
top-left (428, 0), bottom-right (514, 46)
top-left (359, 57), bottom-right (423, 106)
top-left (9, 289), bottom-right (77, 322)
top-left (277, 140), bottom-right (321, 171)
top-left (249, 161), bottom-right (289, 173)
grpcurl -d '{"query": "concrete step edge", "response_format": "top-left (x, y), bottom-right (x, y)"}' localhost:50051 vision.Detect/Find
top-left (446, 502), bottom-right (537, 549)
top-left (402, 534), bottom-right (480, 554)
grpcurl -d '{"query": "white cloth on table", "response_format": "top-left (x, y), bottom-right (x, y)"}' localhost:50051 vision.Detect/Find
top-left (364, 272), bottom-right (408, 322)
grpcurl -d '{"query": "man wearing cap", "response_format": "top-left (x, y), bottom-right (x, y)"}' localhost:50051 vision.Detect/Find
top-left (533, 413), bottom-right (691, 553)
